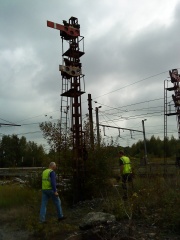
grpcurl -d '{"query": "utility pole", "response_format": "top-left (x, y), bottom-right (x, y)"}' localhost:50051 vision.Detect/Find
top-left (88, 94), bottom-right (94, 150)
top-left (142, 119), bottom-right (148, 164)
top-left (95, 106), bottom-right (101, 148)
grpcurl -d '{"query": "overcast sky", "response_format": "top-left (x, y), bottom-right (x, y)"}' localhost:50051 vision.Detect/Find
top-left (0, 0), bottom-right (180, 150)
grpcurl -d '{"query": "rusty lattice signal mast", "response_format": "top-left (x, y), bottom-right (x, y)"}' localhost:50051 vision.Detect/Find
top-left (47, 17), bottom-right (85, 201)
top-left (164, 69), bottom-right (180, 140)
top-left (164, 69), bottom-right (180, 166)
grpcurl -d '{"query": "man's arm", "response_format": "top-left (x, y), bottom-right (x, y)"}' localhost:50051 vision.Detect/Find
top-left (50, 171), bottom-right (58, 195)
top-left (120, 165), bottom-right (124, 175)
top-left (119, 159), bottom-right (124, 175)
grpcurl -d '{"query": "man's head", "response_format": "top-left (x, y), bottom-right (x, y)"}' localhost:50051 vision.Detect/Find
top-left (49, 162), bottom-right (56, 170)
top-left (119, 150), bottom-right (124, 157)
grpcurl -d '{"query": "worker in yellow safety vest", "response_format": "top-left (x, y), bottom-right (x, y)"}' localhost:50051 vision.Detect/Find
top-left (39, 162), bottom-right (66, 223)
top-left (119, 150), bottom-right (133, 200)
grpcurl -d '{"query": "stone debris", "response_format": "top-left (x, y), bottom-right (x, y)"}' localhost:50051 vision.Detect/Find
top-left (13, 177), bottom-right (27, 184)
top-left (0, 177), bottom-right (27, 186)
top-left (79, 212), bottom-right (116, 230)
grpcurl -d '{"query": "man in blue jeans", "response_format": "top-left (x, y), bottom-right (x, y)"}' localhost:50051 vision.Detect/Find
top-left (39, 162), bottom-right (66, 223)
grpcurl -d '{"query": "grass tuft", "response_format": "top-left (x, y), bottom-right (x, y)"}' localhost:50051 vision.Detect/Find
top-left (0, 185), bottom-right (35, 209)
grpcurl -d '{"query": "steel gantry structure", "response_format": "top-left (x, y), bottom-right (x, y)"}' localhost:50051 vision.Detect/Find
top-left (47, 17), bottom-right (85, 202)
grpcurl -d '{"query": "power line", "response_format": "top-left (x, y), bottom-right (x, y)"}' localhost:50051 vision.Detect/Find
top-left (100, 106), bottom-right (164, 118)
top-left (100, 111), bottom-right (164, 124)
top-left (13, 110), bottom-right (60, 123)
top-left (0, 117), bottom-right (21, 126)
top-left (16, 131), bottom-right (42, 136)
top-left (92, 70), bottom-right (171, 100)
top-left (96, 97), bottom-right (166, 113)
top-left (20, 118), bottom-right (59, 126)
top-left (101, 128), bottom-right (177, 140)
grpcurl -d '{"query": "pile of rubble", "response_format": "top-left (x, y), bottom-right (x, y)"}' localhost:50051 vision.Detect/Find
top-left (0, 177), bottom-right (27, 186)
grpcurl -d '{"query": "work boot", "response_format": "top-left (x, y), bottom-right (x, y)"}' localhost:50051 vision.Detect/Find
top-left (58, 216), bottom-right (66, 221)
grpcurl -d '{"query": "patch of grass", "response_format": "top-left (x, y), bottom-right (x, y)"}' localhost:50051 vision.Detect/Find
top-left (0, 185), bottom-right (36, 209)
top-left (101, 174), bottom-right (180, 234)
top-left (0, 172), bottom-right (179, 239)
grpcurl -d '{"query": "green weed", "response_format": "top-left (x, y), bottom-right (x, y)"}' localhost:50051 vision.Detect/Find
top-left (0, 185), bottom-right (35, 208)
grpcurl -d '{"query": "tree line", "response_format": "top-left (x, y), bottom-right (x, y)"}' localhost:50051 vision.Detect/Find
top-left (130, 135), bottom-right (180, 159)
top-left (0, 119), bottom-right (179, 168)
top-left (0, 135), bottom-right (46, 167)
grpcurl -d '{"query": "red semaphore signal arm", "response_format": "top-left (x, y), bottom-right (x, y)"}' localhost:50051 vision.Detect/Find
top-left (47, 20), bottom-right (80, 37)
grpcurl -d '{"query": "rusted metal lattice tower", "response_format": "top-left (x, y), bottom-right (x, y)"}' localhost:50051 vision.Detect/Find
top-left (47, 17), bottom-right (85, 202)
top-left (165, 69), bottom-right (180, 137)
top-left (164, 69), bottom-right (180, 167)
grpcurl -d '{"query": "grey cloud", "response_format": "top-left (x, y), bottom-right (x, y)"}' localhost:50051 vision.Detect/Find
top-left (0, 0), bottom-right (179, 146)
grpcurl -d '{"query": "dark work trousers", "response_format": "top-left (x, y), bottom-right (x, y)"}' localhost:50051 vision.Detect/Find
top-left (122, 173), bottom-right (133, 199)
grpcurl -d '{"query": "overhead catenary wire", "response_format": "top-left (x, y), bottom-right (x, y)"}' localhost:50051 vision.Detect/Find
top-left (103, 105), bottom-right (164, 115)
top-left (1, 69), bottom-right (179, 147)
top-left (97, 103), bottom-right (178, 145)
top-left (95, 97), bottom-right (170, 113)
top-left (0, 89), bottom-right (170, 129)
top-left (82, 70), bottom-right (179, 105)
top-left (101, 128), bottom-right (177, 143)
top-left (94, 71), bottom-right (170, 99)
top-left (16, 131), bottom-right (42, 136)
